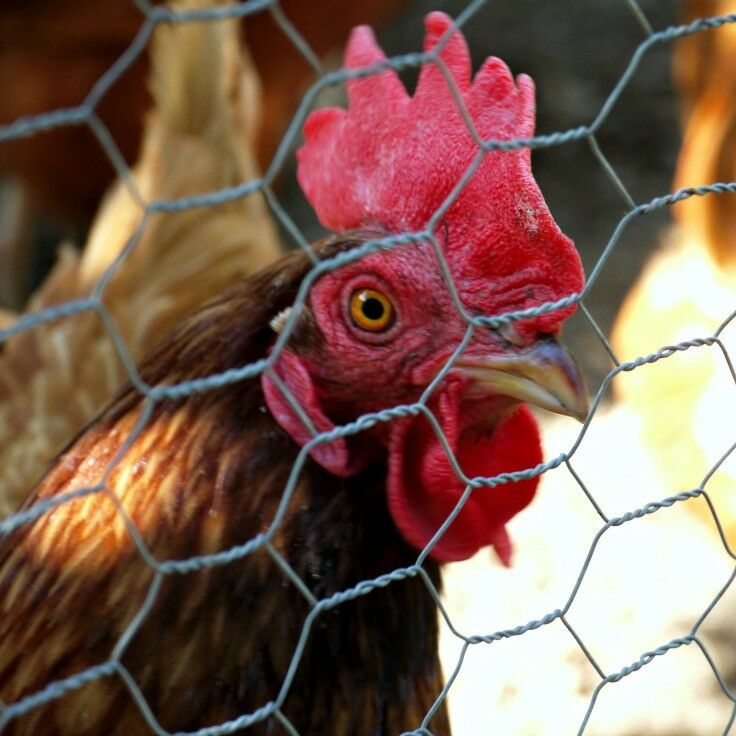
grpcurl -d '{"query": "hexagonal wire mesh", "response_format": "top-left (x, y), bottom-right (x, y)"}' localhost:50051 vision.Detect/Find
top-left (1, 0), bottom-right (736, 734)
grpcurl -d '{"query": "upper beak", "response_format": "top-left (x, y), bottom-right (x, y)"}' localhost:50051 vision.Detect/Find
top-left (455, 336), bottom-right (588, 422)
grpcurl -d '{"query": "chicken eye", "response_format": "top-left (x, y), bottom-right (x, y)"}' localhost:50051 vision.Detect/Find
top-left (349, 289), bottom-right (394, 332)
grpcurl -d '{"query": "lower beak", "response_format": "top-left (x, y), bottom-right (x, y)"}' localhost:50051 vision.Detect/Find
top-left (455, 337), bottom-right (588, 422)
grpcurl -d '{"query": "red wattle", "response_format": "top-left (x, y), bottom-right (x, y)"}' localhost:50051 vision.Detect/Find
top-left (387, 395), bottom-right (541, 563)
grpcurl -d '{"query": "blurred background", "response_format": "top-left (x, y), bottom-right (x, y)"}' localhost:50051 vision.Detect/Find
top-left (3, 1), bottom-right (736, 734)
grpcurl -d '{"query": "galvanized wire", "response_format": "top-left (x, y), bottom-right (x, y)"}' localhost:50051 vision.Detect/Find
top-left (1, 1), bottom-right (735, 735)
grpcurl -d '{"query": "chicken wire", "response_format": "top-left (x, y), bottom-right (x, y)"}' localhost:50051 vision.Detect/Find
top-left (0, 1), bottom-right (735, 734)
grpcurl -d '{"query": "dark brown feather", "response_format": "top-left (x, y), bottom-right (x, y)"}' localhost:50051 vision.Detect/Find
top-left (0, 236), bottom-right (449, 736)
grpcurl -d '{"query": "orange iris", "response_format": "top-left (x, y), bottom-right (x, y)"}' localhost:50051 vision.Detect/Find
top-left (349, 289), bottom-right (394, 332)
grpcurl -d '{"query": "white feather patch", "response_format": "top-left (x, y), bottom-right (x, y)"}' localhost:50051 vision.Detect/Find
top-left (269, 307), bottom-right (292, 334)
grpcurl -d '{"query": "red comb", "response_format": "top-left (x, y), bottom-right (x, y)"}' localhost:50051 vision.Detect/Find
top-left (298, 12), bottom-right (583, 333)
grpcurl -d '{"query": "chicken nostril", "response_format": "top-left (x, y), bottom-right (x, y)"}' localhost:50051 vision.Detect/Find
top-left (497, 322), bottom-right (526, 347)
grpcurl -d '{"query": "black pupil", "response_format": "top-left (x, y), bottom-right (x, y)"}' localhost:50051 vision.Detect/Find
top-left (362, 296), bottom-right (385, 321)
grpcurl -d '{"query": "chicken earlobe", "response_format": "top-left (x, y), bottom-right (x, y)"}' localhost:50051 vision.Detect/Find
top-left (262, 348), bottom-right (373, 478)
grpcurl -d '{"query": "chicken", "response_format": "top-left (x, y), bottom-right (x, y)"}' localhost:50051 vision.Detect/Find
top-left (611, 0), bottom-right (736, 545)
top-left (671, 0), bottom-right (736, 270)
top-left (0, 1), bottom-right (280, 517)
top-left (0, 12), bottom-right (586, 735)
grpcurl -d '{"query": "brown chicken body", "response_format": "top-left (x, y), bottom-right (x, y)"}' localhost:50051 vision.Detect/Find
top-left (0, 239), bottom-right (447, 735)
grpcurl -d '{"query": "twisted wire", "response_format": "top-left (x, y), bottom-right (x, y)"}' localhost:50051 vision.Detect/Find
top-left (1, 2), bottom-right (735, 734)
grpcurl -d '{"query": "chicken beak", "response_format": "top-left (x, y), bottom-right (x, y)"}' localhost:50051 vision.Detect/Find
top-left (456, 337), bottom-right (588, 422)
